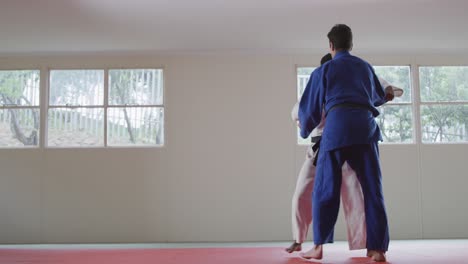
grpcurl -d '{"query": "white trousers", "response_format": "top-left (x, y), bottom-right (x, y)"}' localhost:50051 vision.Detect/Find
top-left (291, 146), bottom-right (367, 250)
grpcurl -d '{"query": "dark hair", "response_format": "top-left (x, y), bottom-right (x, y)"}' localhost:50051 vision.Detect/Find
top-left (320, 53), bottom-right (332, 65)
top-left (327, 24), bottom-right (353, 51)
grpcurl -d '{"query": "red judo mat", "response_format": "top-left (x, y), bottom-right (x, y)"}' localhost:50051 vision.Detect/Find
top-left (0, 240), bottom-right (467, 264)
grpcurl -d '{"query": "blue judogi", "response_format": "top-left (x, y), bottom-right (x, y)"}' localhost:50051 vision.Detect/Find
top-left (298, 51), bottom-right (390, 251)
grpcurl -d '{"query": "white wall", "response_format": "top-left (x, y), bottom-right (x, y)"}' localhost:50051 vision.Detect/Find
top-left (0, 53), bottom-right (467, 243)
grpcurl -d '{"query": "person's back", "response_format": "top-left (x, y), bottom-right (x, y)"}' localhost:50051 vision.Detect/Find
top-left (320, 52), bottom-right (384, 151)
top-left (324, 54), bottom-right (384, 115)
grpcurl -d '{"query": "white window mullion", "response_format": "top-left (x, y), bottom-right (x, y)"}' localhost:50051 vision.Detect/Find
top-left (101, 104), bottom-right (164, 108)
top-left (409, 62), bottom-right (424, 239)
top-left (420, 101), bottom-right (468, 106)
top-left (411, 63), bottom-right (422, 144)
top-left (386, 103), bottom-right (413, 106)
top-left (40, 67), bottom-right (49, 148)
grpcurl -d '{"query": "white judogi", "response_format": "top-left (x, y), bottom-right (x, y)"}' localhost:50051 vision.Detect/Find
top-left (290, 78), bottom-right (402, 250)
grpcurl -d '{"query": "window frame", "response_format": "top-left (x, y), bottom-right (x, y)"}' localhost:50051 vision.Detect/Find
top-left (0, 68), bottom-right (41, 149)
top-left (418, 65), bottom-right (468, 144)
top-left (106, 68), bottom-right (165, 148)
top-left (295, 64), bottom-right (416, 145)
top-left (45, 67), bottom-right (165, 149)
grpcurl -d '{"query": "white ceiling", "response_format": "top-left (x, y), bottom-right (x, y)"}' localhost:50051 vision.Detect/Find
top-left (1, 0), bottom-right (467, 55)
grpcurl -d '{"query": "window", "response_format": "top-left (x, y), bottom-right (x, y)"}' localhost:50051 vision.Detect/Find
top-left (374, 66), bottom-right (413, 143)
top-left (0, 70), bottom-right (40, 148)
top-left (108, 69), bottom-right (164, 146)
top-left (48, 70), bottom-right (105, 147)
top-left (48, 69), bottom-right (164, 147)
top-left (419, 66), bottom-right (468, 143)
top-left (296, 66), bottom-right (414, 145)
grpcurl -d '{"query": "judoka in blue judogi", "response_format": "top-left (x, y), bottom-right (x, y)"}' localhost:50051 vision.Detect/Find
top-left (298, 24), bottom-right (391, 262)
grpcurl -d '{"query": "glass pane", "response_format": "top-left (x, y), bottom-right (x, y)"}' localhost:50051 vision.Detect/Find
top-left (49, 70), bottom-right (104, 106)
top-left (109, 69), bottom-right (163, 105)
top-left (421, 105), bottom-right (468, 143)
top-left (420, 66), bottom-right (468, 102)
top-left (107, 107), bottom-right (164, 146)
top-left (0, 70), bottom-right (40, 106)
top-left (296, 67), bottom-right (315, 145)
top-left (297, 67), bottom-right (315, 100)
top-left (47, 108), bottom-right (104, 147)
top-left (0, 108), bottom-right (40, 147)
top-left (376, 105), bottom-right (414, 143)
top-left (297, 128), bottom-right (312, 145)
top-left (374, 66), bottom-right (411, 103)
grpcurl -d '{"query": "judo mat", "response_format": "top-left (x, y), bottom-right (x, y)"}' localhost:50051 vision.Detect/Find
top-left (0, 239), bottom-right (467, 264)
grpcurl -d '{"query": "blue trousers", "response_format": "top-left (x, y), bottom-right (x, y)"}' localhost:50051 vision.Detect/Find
top-left (312, 142), bottom-right (389, 251)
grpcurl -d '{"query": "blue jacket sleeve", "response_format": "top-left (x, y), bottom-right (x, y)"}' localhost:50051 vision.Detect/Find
top-left (370, 65), bottom-right (387, 107)
top-left (298, 67), bottom-right (326, 138)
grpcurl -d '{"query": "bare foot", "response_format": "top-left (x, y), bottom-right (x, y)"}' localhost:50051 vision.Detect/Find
top-left (285, 242), bottom-right (302, 253)
top-left (367, 250), bottom-right (386, 262)
top-left (300, 244), bottom-right (323, 260)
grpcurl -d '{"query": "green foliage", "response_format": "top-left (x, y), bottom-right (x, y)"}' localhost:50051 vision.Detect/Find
top-left (420, 67), bottom-right (468, 102)
top-left (0, 70), bottom-right (39, 104)
top-left (109, 69), bottom-right (162, 105)
top-left (49, 70), bottom-right (103, 105)
top-left (376, 105), bottom-right (413, 143)
top-left (373, 66), bottom-right (413, 142)
top-left (421, 105), bottom-right (468, 142)
top-left (109, 70), bottom-right (132, 105)
top-left (374, 66), bottom-right (411, 103)
top-left (0, 70), bottom-right (40, 146)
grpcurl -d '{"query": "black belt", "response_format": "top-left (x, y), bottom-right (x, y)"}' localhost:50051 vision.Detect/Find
top-left (312, 138), bottom-right (321, 166)
top-left (311, 136), bottom-right (321, 143)
top-left (326, 103), bottom-right (372, 116)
